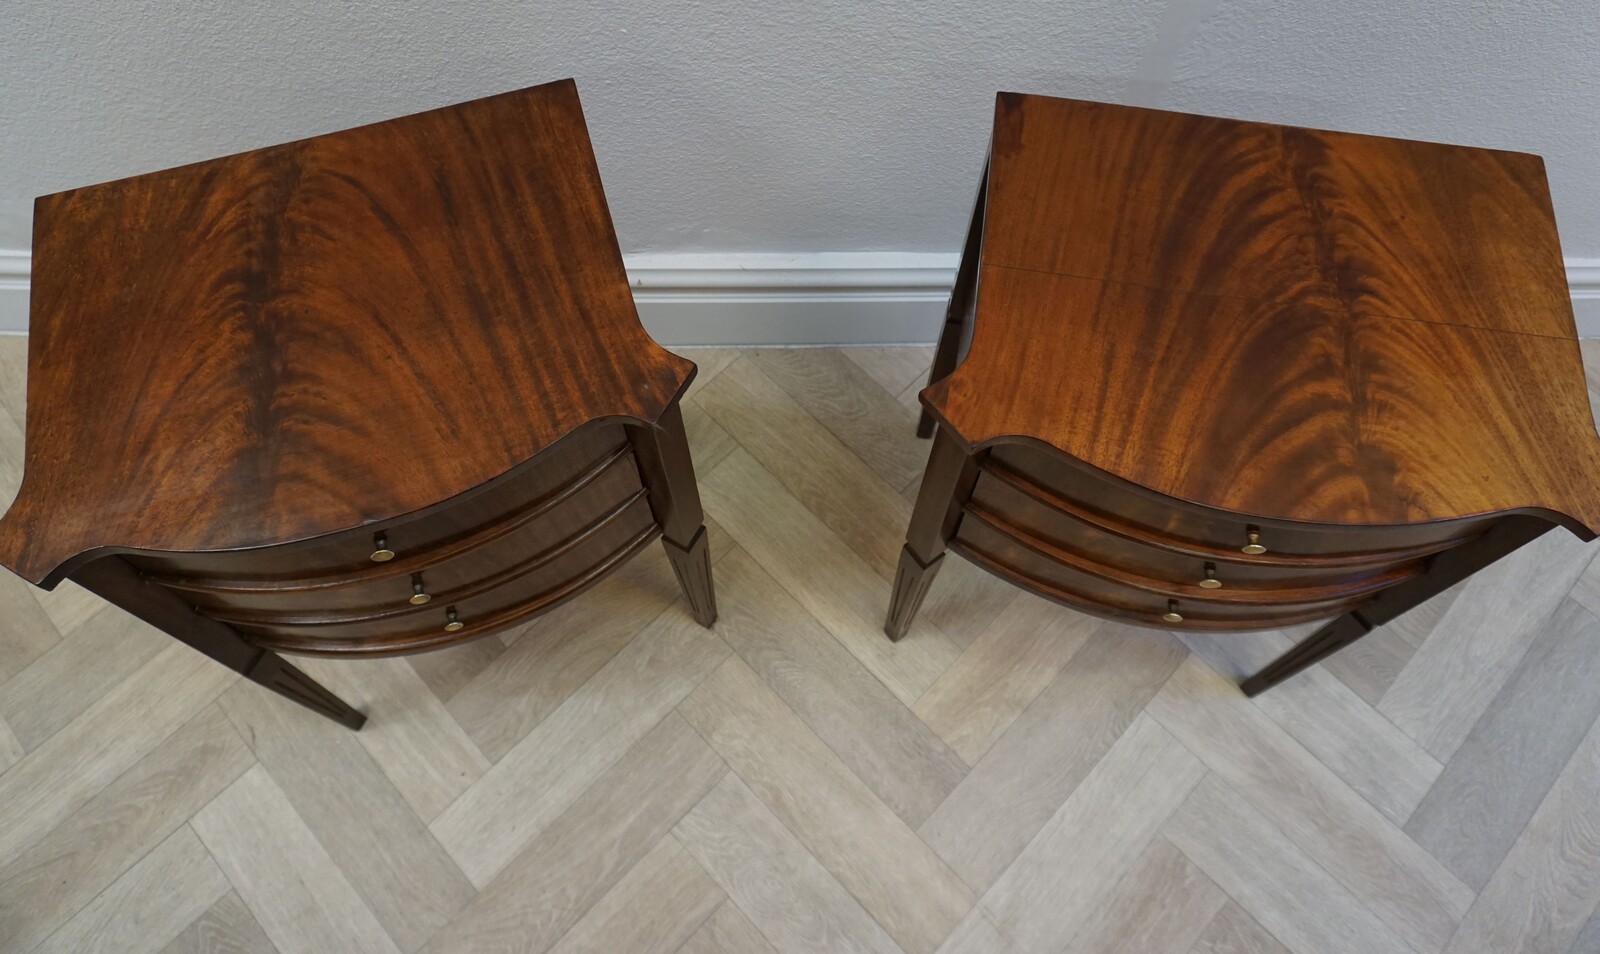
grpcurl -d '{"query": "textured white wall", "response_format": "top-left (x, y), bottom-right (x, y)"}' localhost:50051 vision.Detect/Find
top-left (2, 0), bottom-right (1596, 258)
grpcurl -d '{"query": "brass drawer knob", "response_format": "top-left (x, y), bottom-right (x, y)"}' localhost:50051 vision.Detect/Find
top-left (409, 574), bottom-right (432, 605)
top-left (370, 532), bottom-right (396, 562)
top-left (1163, 599), bottom-right (1183, 623)
top-left (1199, 562), bottom-right (1222, 589)
top-left (1241, 527), bottom-right (1268, 555)
top-left (443, 606), bottom-right (464, 632)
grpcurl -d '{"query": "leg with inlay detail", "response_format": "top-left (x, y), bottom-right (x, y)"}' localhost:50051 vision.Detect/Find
top-left (887, 428), bottom-right (980, 639)
top-left (68, 555), bottom-right (366, 729)
top-left (629, 402), bottom-right (718, 627)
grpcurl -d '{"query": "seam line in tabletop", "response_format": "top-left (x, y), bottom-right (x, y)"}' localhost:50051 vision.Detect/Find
top-left (977, 261), bottom-right (1584, 343)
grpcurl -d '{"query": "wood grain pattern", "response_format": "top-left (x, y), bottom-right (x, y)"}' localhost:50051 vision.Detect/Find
top-left (677, 902), bottom-right (779, 954)
top-left (0, 79), bottom-right (692, 586)
top-left (191, 765), bottom-right (400, 954)
top-left (674, 774), bottom-right (902, 954)
top-left (1061, 835), bottom-right (1228, 954)
top-left (1164, 777), bottom-right (1411, 954)
top-left (545, 836), bottom-right (723, 954)
top-left (1405, 598), bottom-right (1600, 889)
top-left (35, 824), bottom-right (230, 954)
top-left (419, 713), bottom-right (725, 954)
top-left (158, 891), bottom-right (277, 954)
top-left (679, 656), bottom-right (974, 954)
top-left (1442, 715), bottom-right (1600, 953)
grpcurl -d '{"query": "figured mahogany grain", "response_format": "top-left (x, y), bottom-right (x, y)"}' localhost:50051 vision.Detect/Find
top-left (0, 78), bottom-right (692, 585)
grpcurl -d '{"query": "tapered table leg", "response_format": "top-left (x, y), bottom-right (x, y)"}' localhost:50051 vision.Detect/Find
top-left (71, 555), bottom-right (366, 729)
top-left (629, 401), bottom-right (718, 627)
top-left (886, 428), bottom-right (979, 640)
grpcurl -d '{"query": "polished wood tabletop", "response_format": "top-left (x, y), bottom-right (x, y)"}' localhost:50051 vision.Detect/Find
top-left (0, 79), bottom-right (693, 586)
top-left (921, 93), bottom-right (1600, 537)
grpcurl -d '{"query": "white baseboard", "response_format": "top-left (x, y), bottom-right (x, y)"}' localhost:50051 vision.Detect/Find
top-left (3, 249), bottom-right (1599, 343)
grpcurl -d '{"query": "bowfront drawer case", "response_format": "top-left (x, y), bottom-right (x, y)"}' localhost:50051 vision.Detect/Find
top-left (888, 93), bottom-right (1600, 697)
top-left (0, 80), bottom-right (717, 729)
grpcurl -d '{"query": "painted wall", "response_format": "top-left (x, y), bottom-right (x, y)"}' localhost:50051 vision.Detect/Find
top-left (2, 1), bottom-right (1597, 338)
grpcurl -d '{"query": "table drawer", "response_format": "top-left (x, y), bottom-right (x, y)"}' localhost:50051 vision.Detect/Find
top-left (986, 444), bottom-right (1482, 560)
top-left (132, 422), bottom-right (632, 581)
top-left (220, 493), bottom-right (659, 654)
top-left (970, 464), bottom-right (1442, 591)
top-left (952, 505), bottom-right (1406, 630)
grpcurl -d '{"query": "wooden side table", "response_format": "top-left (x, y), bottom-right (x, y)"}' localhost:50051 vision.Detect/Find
top-left (0, 79), bottom-right (716, 729)
top-left (890, 92), bottom-right (1600, 696)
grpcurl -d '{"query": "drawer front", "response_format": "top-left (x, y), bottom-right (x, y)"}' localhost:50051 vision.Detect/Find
top-left (165, 449), bottom-right (645, 617)
top-left (987, 444), bottom-right (1482, 560)
top-left (969, 467), bottom-right (1435, 592)
top-left (132, 422), bottom-right (632, 581)
top-left (225, 493), bottom-right (659, 653)
top-left (953, 507), bottom-right (1396, 630)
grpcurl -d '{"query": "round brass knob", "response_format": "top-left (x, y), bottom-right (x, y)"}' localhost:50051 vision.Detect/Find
top-left (409, 574), bottom-right (431, 605)
top-left (443, 606), bottom-right (464, 633)
top-left (1199, 562), bottom-right (1221, 589)
top-left (1241, 527), bottom-right (1267, 555)
top-left (1162, 599), bottom-right (1184, 623)
top-left (370, 532), bottom-right (396, 562)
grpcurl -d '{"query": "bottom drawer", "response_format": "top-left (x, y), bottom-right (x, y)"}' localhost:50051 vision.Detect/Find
top-left (232, 495), bottom-right (659, 654)
top-left (953, 511), bottom-right (1374, 630)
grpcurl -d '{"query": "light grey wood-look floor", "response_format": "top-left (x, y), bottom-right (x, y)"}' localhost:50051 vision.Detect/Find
top-left (2, 336), bottom-right (1600, 954)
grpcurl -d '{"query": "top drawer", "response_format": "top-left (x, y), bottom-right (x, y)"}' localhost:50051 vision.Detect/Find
top-left (985, 443), bottom-right (1484, 562)
top-left (130, 422), bottom-right (632, 582)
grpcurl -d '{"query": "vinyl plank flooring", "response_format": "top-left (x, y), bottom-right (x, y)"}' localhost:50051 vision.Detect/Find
top-left (217, 678), bottom-right (475, 953)
top-left (677, 901), bottom-right (778, 954)
top-left (1188, 903), bottom-right (1291, 954)
top-left (1322, 580), bottom-right (1466, 705)
top-left (1148, 654), bottom-right (1474, 954)
top-left (1164, 776), bottom-right (1411, 954)
top-left (696, 356), bottom-right (911, 579)
top-left (1442, 711), bottom-right (1600, 953)
top-left (919, 624), bottom-right (1187, 892)
top-left (191, 765), bottom-right (401, 954)
top-left (431, 607), bottom-right (729, 888)
top-left (446, 548), bottom-right (680, 761)
top-left (296, 655), bottom-right (491, 823)
top-left (1062, 836), bottom-right (1229, 954)
top-left (681, 398), bottom-right (740, 474)
top-left (917, 554), bottom-right (1021, 651)
top-left (0, 561), bottom-right (63, 687)
top-left (0, 643), bottom-right (236, 864)
top-left (914, 593), bottom-right (1100, 765)
top-left (713, 547), bottom-right (966, 827)
top-left (679, 655), bottom-right (973, 954)
top-left (160, 890), bottom-right (278, 954)
top-left (0, 333), bottom-right (27, 426)
top-left (1380, 529), bottom-right (1598, 761)
top-left (29, 577), bottom-right (108, 638)
top-left (673, 774), bottom-right (902, 954)
top-left (941, 716), bottom-right (1205, 954)
top-left (702, 448), bottom-right (960, 706)
top-left (0, 605), bottom-right (167, 751)
top-left (0, 713), bottom-right (22, 773)
top-left (419, 713), bottom-right (726, 954)
top-left (1407, 598), bottom-right (1600, 890)
top-left (843, 346), bottom-right (936, 396)
top-left (745, 347), bottom-right (929, 491)
top-left (406, 636), bottom-right (504, 706)
top-left (1179, 628), bottom-right (1443, 827)
top-left (0, 705), bottom-right (251, 953)
top-left (546, 836), bottom-right (723, 954)
top-left (0, 396), bottom-right (21, 511)
top-left (679, 347), bottom-right (741, 402)
top-left (36, 824), bottom-right (230, 954)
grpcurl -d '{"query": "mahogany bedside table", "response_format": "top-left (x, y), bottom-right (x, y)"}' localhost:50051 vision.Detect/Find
top-left (0, 79), bottom-right (716, 729)
top-left (889, 92), bottom-right (1600, 696)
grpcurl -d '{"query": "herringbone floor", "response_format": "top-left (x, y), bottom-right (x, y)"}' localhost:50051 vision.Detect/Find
top-left (2, 337), bottom-right (1600, 954)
